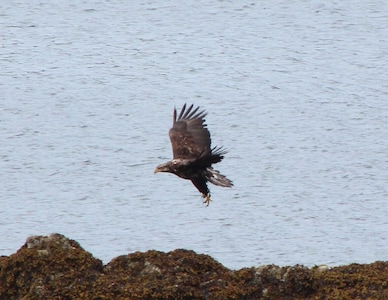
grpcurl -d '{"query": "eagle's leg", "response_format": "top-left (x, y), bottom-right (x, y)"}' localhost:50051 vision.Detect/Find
top-left (203, 193), bottom-right (211, 206)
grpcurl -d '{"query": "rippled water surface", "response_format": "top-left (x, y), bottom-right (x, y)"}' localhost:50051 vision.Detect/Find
top-left (1, 1), bottom-right (387, 269)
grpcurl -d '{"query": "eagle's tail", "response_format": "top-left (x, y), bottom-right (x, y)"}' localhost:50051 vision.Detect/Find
top-left (206, 168), bottom-right (233, 187)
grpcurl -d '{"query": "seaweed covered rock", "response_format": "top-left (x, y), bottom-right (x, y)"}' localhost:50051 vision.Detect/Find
top-left (97, 249), bottom-right (261, 299)
top-left (0, 234), bottom-right (103, 299)
top-left (311, 262), bottom-right (388, 299)
top-left (1, 234), bottom-right (388, 299)
top-left (254, 264), bottom-right (314, 299)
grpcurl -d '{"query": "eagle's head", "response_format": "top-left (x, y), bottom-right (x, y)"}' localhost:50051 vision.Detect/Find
top-left (154, 161), bottom-right (174, 174)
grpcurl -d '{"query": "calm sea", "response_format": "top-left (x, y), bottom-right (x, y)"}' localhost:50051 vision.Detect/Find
top-left (1, 0), bottom-right (387, 269)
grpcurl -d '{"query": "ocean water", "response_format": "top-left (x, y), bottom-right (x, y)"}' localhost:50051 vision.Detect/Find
top-left (1, 0), bottom-right (387, 269)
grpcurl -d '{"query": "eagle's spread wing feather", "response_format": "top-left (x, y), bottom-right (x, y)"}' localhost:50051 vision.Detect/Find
top-left (169, 104), bottom-right (211, 159)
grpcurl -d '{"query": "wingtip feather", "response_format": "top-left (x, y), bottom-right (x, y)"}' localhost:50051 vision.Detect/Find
top-left (173, 106), bottom-right (177, 123)
top-left (178, 103), bottom-right (187, 120)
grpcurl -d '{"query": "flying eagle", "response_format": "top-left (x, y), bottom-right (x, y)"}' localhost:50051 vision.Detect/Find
top-left (154, 104), bottom-right (233, 206)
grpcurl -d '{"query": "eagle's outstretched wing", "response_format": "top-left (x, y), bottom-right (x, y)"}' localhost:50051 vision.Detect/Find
top-left (169, 104), bottom-right (211, 159)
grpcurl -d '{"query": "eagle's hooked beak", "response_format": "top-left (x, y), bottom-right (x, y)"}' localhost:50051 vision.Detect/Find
top-left (154, 162), bottom-right (170, 174)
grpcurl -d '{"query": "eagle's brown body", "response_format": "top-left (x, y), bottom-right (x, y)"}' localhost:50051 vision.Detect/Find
top-left (154, 104), bottom-right (233, 205)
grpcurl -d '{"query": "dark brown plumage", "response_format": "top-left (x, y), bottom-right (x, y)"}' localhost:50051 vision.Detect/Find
top-left (154, 104), bottom-right (233, 205)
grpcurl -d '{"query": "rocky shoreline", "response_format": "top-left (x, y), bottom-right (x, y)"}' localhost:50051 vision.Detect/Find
top-left (0, 234), bottom-right (387, 299)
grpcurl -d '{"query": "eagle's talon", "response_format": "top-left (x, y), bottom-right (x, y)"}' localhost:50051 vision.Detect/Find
top-left (203, 194), bottom-right (211, 206)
